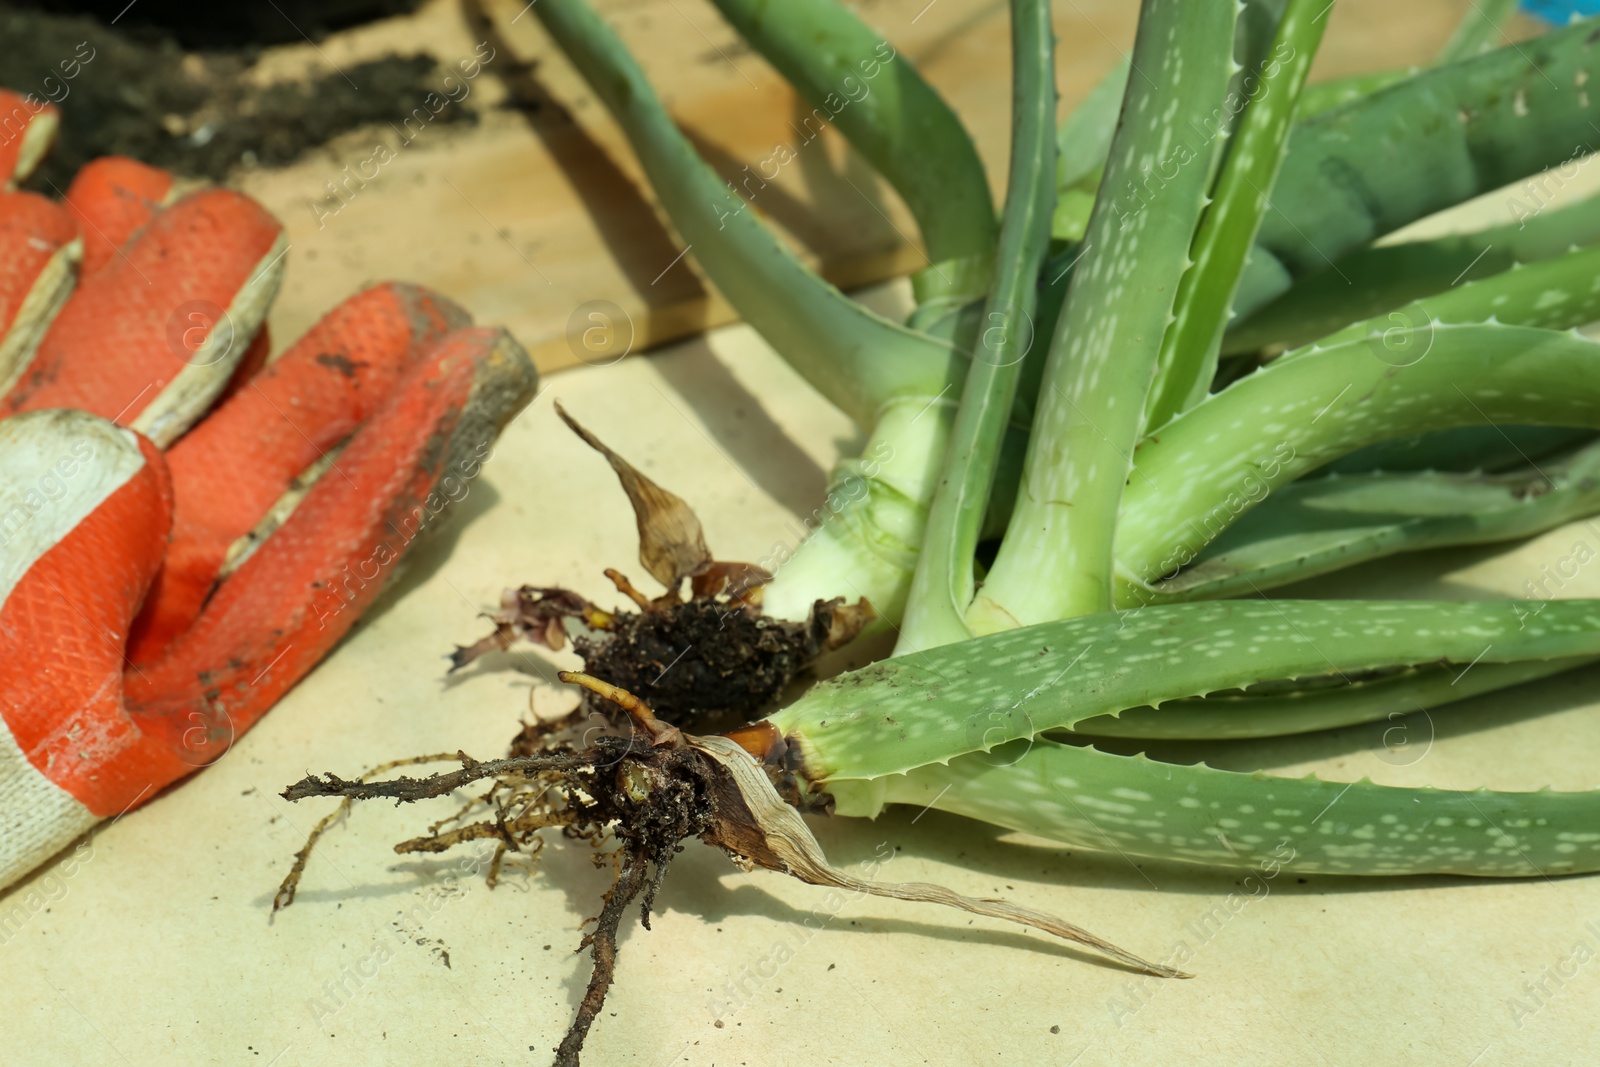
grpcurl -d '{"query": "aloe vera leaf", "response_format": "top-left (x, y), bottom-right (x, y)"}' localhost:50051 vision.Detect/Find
top-left (1325, 425), bottom-right (1592, 475)
top-left (1130, 444), bottom-right (1600, 605)
top-left (966, 0), bottom-right (1239, 632)
top-left (1069, 658), bottom-right (1585, 739)
top-left (531, 0), bottom-right (957, 427)
top-left (1226, 191), bottom-right (1600, 357)
top-left (1058, 58), bottom-right (1128, 191)
top-left (769, 598), bottom-right (1600, 782)
top-left (1437, 0), bottom-right (1519, 63)
top-left (704, 0), bottom-right (997, 299)
top-left (1048, 0), bottom-right (1287, 244)
top-left (1295, 68), bottom-right (1415, 119)
top-left (1239, 17), bottom-right (1600, 323)
top-left (1316, 241), bottom-right (1600, 347)
top-left (1146, 0), bottom-right (1329, 432)
top-left (896, 0), bottom-right (1056, 655)
top-left (758, 394), bottom-right (952, 622)
top-left (829, 736), bottom-right (1600, 875)
top-left (1115, 323), bottom-right (1600, 589)
top-left (1223, 237), bottom-right (1600, 458)
top-left (1052, 58), bottom-right (1128, 242)
top-left (1225, 210), bottom-right (1600, 480)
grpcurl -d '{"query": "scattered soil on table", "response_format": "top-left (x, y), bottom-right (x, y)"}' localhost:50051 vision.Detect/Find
top-left (0, 3), bottom-right (476, 190)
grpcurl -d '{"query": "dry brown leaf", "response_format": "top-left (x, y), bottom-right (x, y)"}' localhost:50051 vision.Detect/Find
top-left (689, 734), bottom-right (1189, 980)
top-left (556, 401), bottom-right (712, 592)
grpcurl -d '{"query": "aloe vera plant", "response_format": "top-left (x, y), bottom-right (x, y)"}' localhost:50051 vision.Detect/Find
top-left (510, 0), bottom-right (1600, 869)
top-left (278, 1), bottom-right (1600, 1062)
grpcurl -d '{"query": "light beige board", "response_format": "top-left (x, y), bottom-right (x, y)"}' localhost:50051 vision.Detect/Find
top-left (7, 3), bottom-right (1596, 1067)
top-left (237, 0), bottom-right (1508, 373)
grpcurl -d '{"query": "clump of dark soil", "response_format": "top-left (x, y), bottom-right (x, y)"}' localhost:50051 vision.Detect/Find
top-left (0, 3), bottom-right (477, 189)
top-left (448, 402), bottom-right (873, 736)
top-left (462, 581), bottom-right (867, 736)
top-left (574, 596), bottom-right (845, 733)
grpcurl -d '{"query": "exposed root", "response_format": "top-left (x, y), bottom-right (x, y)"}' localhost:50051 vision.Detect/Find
top-left (557, 850), bottom-right (649, 1067)
top-left (272, 752), bottom-right (467, 915)
top-left (276, 693), bottom-right (712, 1064)
top-left (277, 677), bottom-right (1183, 1065)
top-left (281, 751), bottom-right (590, 804)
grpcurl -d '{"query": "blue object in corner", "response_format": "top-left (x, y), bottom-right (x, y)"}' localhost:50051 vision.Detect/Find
top-left (1521, 0), bottom-right (1600, 23)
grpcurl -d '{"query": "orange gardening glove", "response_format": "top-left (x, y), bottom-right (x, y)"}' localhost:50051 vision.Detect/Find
top-left (0, 91), bottom-right (539, 890)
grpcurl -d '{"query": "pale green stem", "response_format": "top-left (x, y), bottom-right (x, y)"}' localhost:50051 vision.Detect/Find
top-left (759, 394), bottom-right (954, 623)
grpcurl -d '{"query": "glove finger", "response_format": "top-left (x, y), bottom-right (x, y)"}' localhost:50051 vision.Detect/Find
top-left (0, 91), bottom-right (59, 187)
top-left (61, 156), bottom-right (176, 277)
top-left (0, 191), bottom-right (80, 395)
top-left (3, 188), bottom-right (287, 448)
top-left (125, 283), bottom-right (470, 665)
top-left (0, 410), bottom-right (172, 890)
top-left (123, 326), bottom-right (538, 772)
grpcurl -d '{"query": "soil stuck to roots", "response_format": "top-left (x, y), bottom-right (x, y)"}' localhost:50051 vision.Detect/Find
top-left (0, 3), bottom-right (477, 189)
top-left (276, 677), bottom-right (1185, 1065)
top-left (456, 579), bottom-right (869, 735)
top-left (576, 596), bottom-right (835, 733)
top-left (448, 402), bottom-right (871, 734)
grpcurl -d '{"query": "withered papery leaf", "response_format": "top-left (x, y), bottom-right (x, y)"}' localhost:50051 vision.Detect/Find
top-left (689, 734), bottom-right (1188, 980)
top-left (556, 401), bottom-right (712, 591)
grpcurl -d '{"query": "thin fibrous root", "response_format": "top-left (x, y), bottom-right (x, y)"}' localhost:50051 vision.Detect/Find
top-left (280, 751), bottom-right (589, 804)
top-left (394, 807), bottom-right (568, 854)
top-left (272, 752), bottom-right (467, 915)
top-left (274, 681), bottom-right (1181, 1067)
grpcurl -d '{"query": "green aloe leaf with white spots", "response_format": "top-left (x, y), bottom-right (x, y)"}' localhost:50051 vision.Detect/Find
top-left (1137, 439), bottom-right (1600, 604)
top-left (772, 599), bottom-right (1600, 780)
top-left (832, 736), bottom-right (1600, 876)
top-left (1225, 189), bottom-right (1600, 359)
top-left (1115, 323), bottom-right (1600, 598)
top-left (771, 599), bottom-right (1600, 875)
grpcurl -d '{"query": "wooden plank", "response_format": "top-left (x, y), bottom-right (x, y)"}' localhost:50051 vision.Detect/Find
top-left (234, 0), bottom-right (1515, 373)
